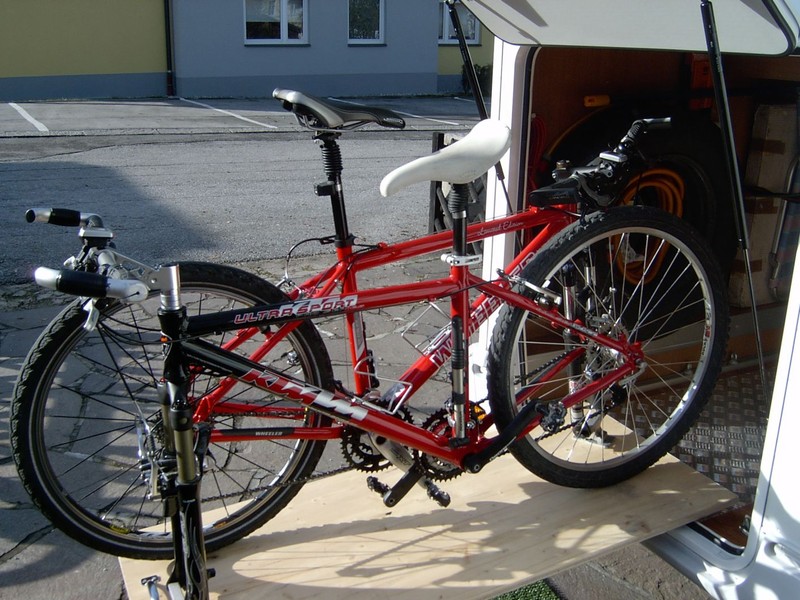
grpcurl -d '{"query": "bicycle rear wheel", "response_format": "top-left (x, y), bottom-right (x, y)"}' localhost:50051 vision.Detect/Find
top-left (11, 262), bottom-right (333, 559)
top-left (488, 206), bottom-right (729, 487)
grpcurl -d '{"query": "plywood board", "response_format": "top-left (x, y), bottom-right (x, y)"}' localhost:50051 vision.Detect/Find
top-left (120, 453), bottom-right (735, 599)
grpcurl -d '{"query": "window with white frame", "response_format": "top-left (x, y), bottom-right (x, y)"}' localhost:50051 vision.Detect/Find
top-left (438, 1), bottom-right (480, 44)
top-left (245, 0), bottom-right (307, 43)
top-left (348, 0), bottom-right (384, 44)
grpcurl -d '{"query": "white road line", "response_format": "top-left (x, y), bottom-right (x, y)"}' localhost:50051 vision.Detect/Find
top-left (9, 103), bottom-right (49, 132)
top-left (453, 96), bottom-right (489, 106)
top-left (328, 97), bottom-right (462, 126)
top-left (179, 98), bottom-right (277, 129)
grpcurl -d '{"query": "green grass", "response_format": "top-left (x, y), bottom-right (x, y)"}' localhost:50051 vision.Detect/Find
top-left (492, 580), bottom-right (562, 600)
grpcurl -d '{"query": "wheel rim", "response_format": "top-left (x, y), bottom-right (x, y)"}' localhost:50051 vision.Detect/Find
top-left (509, 222), bottom-right (718, 472)
top-left (28, 278), bottom-right (325, 554)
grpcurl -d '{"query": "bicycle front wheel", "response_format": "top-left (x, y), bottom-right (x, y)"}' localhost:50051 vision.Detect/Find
top-left (11, 262), bottom-right (333, 559)
top-left (488, 206), bottom-right (729, 487)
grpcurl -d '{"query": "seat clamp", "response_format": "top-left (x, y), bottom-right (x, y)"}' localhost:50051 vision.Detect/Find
top-left (441, 253), bottom-right (482, 267)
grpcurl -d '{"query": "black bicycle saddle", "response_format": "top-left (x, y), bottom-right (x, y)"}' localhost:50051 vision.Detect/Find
top-left (273, 88), bottom-right (405, 131)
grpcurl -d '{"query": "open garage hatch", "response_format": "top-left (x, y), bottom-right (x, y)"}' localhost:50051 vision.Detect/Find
top-left (462, 0), bottom-right (800, 55)
top-left (468, 1), bottom-right (800, 599)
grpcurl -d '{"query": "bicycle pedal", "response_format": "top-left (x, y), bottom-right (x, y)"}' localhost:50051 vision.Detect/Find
top-left (424, 481), bottom-right (451, 507)
top-left (366, 475), bottom-right (390, 497)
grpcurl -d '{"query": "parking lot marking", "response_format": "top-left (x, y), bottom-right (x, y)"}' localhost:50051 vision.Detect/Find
top-left (179, 98), bottom-right (277, 129)
top-left (328, 97), bottom-right (461, 127)
top-left (9, 103), bottom-right (48, 132)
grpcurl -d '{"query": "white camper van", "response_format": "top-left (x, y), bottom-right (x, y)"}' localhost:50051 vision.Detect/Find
top-left (464, 1), bottom-right (800, 597)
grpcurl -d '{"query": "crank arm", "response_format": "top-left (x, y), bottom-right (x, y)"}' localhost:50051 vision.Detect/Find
top-left (368, 435), bottom-right (451, 507)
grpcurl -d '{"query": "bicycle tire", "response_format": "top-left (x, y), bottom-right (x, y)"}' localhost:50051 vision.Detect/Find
top-left (487, 206), bottom-right (729, 487)
top-left (11, 261), bottom-right (334, 559)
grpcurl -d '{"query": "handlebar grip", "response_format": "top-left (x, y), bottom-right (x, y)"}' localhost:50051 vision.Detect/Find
top-left (26, 208), bottom-right (104, 228)
top-left (620, 117), bottom-right (672, 147)
top-left (643, 117), bottom-right (672, 130)
top-left (624, 120), bottom-right (648, 143)
top-left (34, 267), bottom-right (149, 302)
top-left (528, 175), bottom-right (582, 207)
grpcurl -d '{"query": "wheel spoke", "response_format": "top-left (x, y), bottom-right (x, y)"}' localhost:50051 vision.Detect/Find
top-left (488, 207), bottom-right (727, 487)
top-left (12, 264), bottom-right (333, 558)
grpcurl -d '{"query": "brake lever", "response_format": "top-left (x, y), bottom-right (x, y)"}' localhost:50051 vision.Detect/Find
top-left (82, 298), bottom-right (101, 331)
top-left (530, 117), bottom-right (673, 210)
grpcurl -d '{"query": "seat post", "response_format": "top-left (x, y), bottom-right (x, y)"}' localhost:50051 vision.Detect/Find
top-left (448, 183), bottom-right (471, 259)
top-left (315, 132), bottom-right (354, 250)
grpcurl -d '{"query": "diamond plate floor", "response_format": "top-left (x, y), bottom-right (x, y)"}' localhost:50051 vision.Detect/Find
top-left (674, 368), bottom-right (772, 505)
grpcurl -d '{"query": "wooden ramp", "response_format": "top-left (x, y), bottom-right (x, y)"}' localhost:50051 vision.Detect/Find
top-left (119, 454), bottom-right (735, 599)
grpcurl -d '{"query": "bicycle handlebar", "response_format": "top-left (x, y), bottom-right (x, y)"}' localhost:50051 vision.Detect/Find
top-left (26, 208), bottom-right (104, 228)
top-left (34, 267), bottom-right (149, 302)
top-left (26, 117), bottom-right (671, 301)
top-left (529, 117), bottom-right (671, 209)
top-left (614, 117), bottom-right (671, 151)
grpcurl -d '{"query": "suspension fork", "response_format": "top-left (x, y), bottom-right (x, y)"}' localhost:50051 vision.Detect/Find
top-left (561, 263), bottom-right (585, 423)
top-left (157, 264), bottom-right (211, 600)
top-left (562, 253), bottom-right (608, 434)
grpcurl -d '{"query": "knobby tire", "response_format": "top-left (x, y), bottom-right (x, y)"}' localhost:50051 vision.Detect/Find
top-left (488, 206), bottom-right (729, 487)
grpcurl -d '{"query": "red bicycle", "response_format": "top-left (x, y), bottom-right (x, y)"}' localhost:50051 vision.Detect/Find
top-left (11, 90), bottom-right (728, 566)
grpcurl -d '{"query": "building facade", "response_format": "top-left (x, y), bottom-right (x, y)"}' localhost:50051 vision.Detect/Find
top-left (0, 0), bottom-right (167, 101)
top-left (0, 0), bottom-right (492, 101)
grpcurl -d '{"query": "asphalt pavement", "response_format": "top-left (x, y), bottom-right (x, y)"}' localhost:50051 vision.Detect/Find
top-left (0, 95), bottom-right (482, 138)
top-left (0, 95), bottom-right (483, 288)
top-left (0, 93), bottom-right (481, 600)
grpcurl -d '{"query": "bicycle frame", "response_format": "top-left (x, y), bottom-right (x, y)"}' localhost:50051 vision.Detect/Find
top-left (171, 203), bottom-right (644, 474)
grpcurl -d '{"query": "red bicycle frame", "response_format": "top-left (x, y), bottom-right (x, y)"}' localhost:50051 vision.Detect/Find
top-left (185, 203), bottom-right (643, 472)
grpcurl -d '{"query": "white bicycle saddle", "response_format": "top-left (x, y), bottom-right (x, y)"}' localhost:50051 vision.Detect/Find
top-left (379, 119), bottom-right (511, 197)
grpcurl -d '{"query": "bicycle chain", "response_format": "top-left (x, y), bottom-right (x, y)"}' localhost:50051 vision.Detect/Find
top-left (202, 463), bottom-right (358, 503)
top-left (198, 381), bottom-right (623, 503)
top-left (532, 385), bottom-right (624, 443)
top-left (513, 346), bottom-right (626, 444)
top-left (340, 407), bottom-right (414, 472)
top-left (200, 411), bottom-right (601, 504)
top-left (199, 408), bottom-right (415, 503)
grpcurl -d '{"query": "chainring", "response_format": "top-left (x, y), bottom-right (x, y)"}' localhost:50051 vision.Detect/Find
top-left (340, 407), bottom-right (413, 472)
top-left (418, 409), bottom-right (464, 481)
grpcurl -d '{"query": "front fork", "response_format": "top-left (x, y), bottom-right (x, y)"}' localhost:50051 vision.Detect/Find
top-left (154, 265), bottom-right (212, 600)
top-left (562, 263), bottom-right (585, 424)
top-left (561, 259), bottom-right (606, 438)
